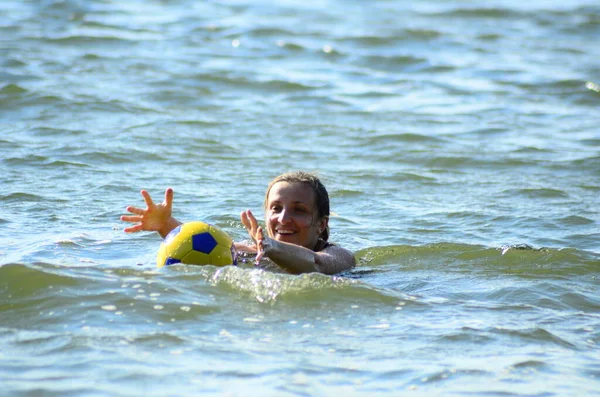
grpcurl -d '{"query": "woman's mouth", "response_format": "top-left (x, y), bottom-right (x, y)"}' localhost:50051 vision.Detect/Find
top-left (276, 229), bottom-right (295, 235)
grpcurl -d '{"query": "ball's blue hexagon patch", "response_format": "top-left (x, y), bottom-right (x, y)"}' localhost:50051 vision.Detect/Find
top-left (165, 257), bottom-right (181, 266)
top-left (192, 232), bottom-right (218, 254)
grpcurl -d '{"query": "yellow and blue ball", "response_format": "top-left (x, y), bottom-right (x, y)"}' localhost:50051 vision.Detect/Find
top-left (156, 221), bottom-right (237, 268)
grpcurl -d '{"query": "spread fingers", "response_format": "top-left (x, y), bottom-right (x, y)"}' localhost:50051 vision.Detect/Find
top-left (140, 190), bottom-right (154, 207)
top-left (120, 215), bottom-right (141, 223)
top-left (125, 206), bottom-right (144, 215)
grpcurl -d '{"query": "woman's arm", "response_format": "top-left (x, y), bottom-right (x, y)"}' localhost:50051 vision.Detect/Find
top-left (261, 235), bottom-right (356, 275)
top-left (120, 188), bottom-right (181, 238)
top-left (233, 242), bottom-right (258, 252)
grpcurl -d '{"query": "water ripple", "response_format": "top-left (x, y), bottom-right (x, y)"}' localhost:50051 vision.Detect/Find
top-left (1, 0), bottom-right (598, 394)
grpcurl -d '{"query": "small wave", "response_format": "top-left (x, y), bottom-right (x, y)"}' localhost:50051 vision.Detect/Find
top-left (0, 260), bottom-right (412, 310)
top-left (572, 155), bottom-right (600, 170)
top-left (424, 155), bottom-right (536, 169)
top-left (346, 171), bottom-right (436, 183)
top-left (79, 20), bottom-right (159, 36)
top-left (55, 239), bottom-right (85, 248)
top-left (259, 79), bottom-right (317, 92)
top-left (4, 154), bottom-right (49, 166)
top-left (404, 28), bottom-right (443, 40)
top-left (208, 266), bottom-right (411, 305)
top-left (559, 215), bottom-right (595, 226)
top-left (476, 33), bottom-right (502, 41)
top-left (512, 146), bottom-right (554, 154)
top-left (492, 326), bottom-right (577, 349)
top-left (0, 192), bottom-right (44, 203)
top-left (171, 119), bottom-right (230, 128)
top-left (61, 150), bottom-right (133, 165)
top-left (245, 27), bottom-right (295, 38)
top-left (1, 58), bottom-right (27, 68)
top-left (273, 41), bottom-right (305, 51)
top-left (438, 326), bottom-right (495, 344)
top-left (580, 138), bottom-right (600, 147)
top-left (511, 359), bottom-right (548, 369)
top-left (392, 172), bottom-right (438, 182)
top-left (503, 187), bottom-right (569, 199)
top-left (0, 83), bottom-right (27, 95)
top-left (4, 329), bottom-right (75, 356)
top-left (143, 264), bottom-right (416, 307)
top-left (45, 34), bottom-right (143, 44)
top-left (3, 150), bottom-right (96, 169)
top-left (46, 159), bottom-right (91, 168)
top-left (425, 7), bottom-right (522, 19)
top-left (355, 54), bottom-right (427, 72)
top-left (340, 29), bottom-right (442, 47)
top-left (332, 189), bottom-right (364, 198)
top-left (480, 283), bottom-right (575, 311)
top-left (0, 139), bottom-right (21, 150)
top-left (198, 71), bottom-right (321, 92)
top-left (356, 243), bottom-right (600, 276)
top-left (455, 127), bottom-right (509, 137)
top-left (369, 132), bottom-right (445, 143)
top-left (29, 127), bottom-right (87, 137)
top-left (0, 263), bottom-right (84, 300)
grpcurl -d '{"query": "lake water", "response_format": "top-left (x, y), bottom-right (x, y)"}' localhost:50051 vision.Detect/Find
top-left (1, 0), bottom-right (599, 395)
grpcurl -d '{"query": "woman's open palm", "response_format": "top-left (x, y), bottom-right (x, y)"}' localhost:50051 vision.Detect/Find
top-left (121, 188), bottom-right (174, 233)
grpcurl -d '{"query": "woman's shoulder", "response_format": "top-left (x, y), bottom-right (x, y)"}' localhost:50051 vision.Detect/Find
top-left (314, 239), bottom-right (335, 252)
top-left (314, 239), bottom-right (356, 274)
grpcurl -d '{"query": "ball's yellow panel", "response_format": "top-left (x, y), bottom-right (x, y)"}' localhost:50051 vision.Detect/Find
top-left (209, 225), bottom-right (234, 246)
top-left (181, 222), bottom-right (211, 238)
top-left (156, 242), bottom-right (169, 268)
top-left (182, 250), bottom-right (211, 265)
top-left (210, 244), bottom-right (236, 267)
top-left (167, 231), bottom-right (194, 258)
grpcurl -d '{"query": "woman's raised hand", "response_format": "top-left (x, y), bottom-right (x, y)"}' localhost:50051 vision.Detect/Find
top-left (240, 209), bottom-right (268, 263)
top-left (240, 209), bottom-right (260, 244)
top-left (121, 188), bottom-right (175, 236)
top-left (254, 226), bottom-right (266, 263)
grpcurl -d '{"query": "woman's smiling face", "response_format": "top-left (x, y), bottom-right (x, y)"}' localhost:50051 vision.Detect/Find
top-left (265, 181), bottom-right (326, 250)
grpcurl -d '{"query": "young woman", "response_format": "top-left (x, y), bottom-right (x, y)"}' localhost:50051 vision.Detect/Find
top-left (121, 171), bottom-right (356, 275)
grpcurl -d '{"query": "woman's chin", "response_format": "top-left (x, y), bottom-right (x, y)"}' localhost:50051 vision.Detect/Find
top-left (274, 234), bottom-right (299, 245)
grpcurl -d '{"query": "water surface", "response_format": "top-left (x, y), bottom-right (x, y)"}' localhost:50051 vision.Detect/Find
top-left (1, 0), bottom-right (599, 395)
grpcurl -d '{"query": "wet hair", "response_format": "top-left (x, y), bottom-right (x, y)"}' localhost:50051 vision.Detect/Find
top-left (263, 171), bottom-right (330, 241)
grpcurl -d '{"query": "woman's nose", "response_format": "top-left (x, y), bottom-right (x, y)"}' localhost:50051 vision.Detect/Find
top-left (278, 209), bottom-right (292, 223)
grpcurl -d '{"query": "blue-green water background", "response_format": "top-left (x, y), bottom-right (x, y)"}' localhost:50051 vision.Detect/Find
top-left (1, 0), bottom-right (599, 396)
